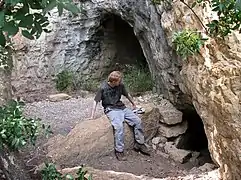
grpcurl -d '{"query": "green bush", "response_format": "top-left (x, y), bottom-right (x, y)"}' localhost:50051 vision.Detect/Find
top-left (123, 66), bottom-right (153, 93)
top-left (172, 30), bottom-right (207, 58)
top-left (41, 163), bottom-right (92, 180)
top-left (55, 70), bottom-right (73, 92)
top-left (0, 100), bottom-right (52, 151)
top-left (81, 79), bottom-right (100, 92)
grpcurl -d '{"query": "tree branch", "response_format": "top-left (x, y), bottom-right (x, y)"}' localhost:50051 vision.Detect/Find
top-left (180, 0), bottom-right (209, 34)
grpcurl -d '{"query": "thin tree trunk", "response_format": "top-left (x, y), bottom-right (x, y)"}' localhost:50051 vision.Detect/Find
top-left (0, 47), bottom-right (31, 180)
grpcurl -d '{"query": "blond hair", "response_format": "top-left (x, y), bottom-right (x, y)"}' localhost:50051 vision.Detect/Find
top-left (108, 71), bottom-right (122, 83)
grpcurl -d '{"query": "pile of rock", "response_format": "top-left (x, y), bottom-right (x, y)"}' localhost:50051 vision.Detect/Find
top-left (148, 99), bottom-right (195, 164)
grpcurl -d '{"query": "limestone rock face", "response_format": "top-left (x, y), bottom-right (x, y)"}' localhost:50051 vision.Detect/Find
top-left (12, 0), bottom-right (182, 103)
top-left (161, 0), bottom-right (241, 179)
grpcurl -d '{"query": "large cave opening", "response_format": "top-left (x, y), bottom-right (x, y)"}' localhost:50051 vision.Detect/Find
top-left (96, 14), bottom-right (152, 93)
top-left (100, 14), bottom-right (147, 68)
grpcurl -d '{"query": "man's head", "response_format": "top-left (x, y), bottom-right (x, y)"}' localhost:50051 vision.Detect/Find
top-left (108, 71), bottom-right (122, 87)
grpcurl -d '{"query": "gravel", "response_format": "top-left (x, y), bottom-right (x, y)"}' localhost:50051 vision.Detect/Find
top-left (24, 95), bottom-right (104, 135)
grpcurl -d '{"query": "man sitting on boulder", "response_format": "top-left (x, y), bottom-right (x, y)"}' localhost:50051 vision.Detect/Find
top-left (90, 71), bottom-right (150, 161)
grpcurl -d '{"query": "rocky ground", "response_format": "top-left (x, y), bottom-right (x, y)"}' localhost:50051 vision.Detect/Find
top-left (21, 92), bottom-right (220, 179)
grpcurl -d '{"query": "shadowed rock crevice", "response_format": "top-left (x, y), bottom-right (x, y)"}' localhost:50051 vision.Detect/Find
top-left (180, 108), bottom-right (208, 151)
top-left (178, 107), bottom-right (213, 166)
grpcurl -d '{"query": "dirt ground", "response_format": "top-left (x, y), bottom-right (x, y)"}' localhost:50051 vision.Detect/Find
top-left (20, 93), bottom-right (213, 179)
top-left (87, 149), bottom-right (192, 178)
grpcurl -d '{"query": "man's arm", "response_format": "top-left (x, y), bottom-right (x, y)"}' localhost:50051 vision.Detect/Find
top-left (91, 87), bottom-right (102, 119)
top-left (91, 101), bottom-right (98, 119)
top-left (126, 93), bottom-right (136, 109)
top-left (122, 84), bottom-right (136, 109)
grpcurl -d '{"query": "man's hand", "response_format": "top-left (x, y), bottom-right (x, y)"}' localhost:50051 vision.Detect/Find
top-left (90, 101), bottom-right (98, 120)
top-left (132, 103), bottom-right (137, 110)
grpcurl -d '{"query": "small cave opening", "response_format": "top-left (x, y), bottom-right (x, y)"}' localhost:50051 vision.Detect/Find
top-left (99, 13), bottom-right (149, 72)
top-left (178, 107), bottom-right (214, 166)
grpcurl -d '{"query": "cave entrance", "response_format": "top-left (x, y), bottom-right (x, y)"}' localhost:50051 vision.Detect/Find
top-left (101, 14), bottom-right (147, 68)
top-left (98, 14), bottom-right (152, 93)
top-left (178, 108), bottom-right (213, 166)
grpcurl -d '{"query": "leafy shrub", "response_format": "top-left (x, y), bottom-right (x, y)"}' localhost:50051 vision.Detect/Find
top-left (80, 79), bottom-right (100, 92)
top-left (71, 73), bottom-right (100, 92)
top-left (194, 0), bottom-right (241, 37)
top-left (0, 100), bottom-right (52, 151)
top-left (172, 30), bottom-right (207, 58)
top-left (41, 163), bottom-right (62, 180)
top-left (55, 70), bottom-right (73, 92)
top-left (123, 66), bottom-right (153, 93)
top-left (41, 163), bottom-right (92, 180)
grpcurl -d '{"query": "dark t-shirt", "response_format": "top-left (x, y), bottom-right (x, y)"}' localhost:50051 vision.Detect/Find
top-left (94, 81), bottom-right (129, 110)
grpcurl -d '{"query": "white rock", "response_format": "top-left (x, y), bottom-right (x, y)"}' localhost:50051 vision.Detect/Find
top-left (152, 144), bottom-right (157, 150)
top-left (164, 142), bottom-right (192, 163)
top-left (152, 137), bottom-right (161, 145)
top-left (48, 93), bottom-right (71, 102)
top-left (158, 120), bottom-right (188, 138)
top-left (157, 99), bottom-right (183, 125)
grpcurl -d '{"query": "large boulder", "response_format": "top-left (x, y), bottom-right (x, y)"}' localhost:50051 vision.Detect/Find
top-left (45, 104), bottom-right (160, 167)
top-left (164, 142), bottom-right (192, 164)
top-left (157, 99), bottom-right (183, 125)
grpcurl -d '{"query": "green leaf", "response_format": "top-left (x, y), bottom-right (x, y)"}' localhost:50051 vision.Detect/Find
top-left (5, 0), bottom-right (21, 6)
top-left (30, 26), bottom-right (37, 35)
top-left (88, 174), bottom-right (93, 180)
top-left (34, 21), bottom-right (42, 34)
top-left (22, 30), bottom-right (34, 40)
top-left (18, 14), bottom-right (33, 28)
top-left (236, 0), bottom-right (241, 10)
top-left (0, 31), bottom-right (5, 47)
top-left (41, 22), bottom-right (49, 27)
top-left (38, 16), bottom-right (48, 24)
top-left (2, 21), bottom-right (19, 37)
top-left (63, 3), bottom-right (80, 14)
top-left (15, 3), bottom-right (29, 17)
top-left (0, 11), bottom-right (5, 27)
top-left (191, 2), bottom-right (197, 8)
top-left (28, 0), bottom-right (43, 9)
top-left (65, 174), bottom-right (74, 179)
top-left (43, 0), bottom-right (57, 14)
top-left (43, 28), bottom-right (51, 33)
top-left (41, 0), bottom-right (48, 7)
top-left (57, 3), bottom-right (64, 16)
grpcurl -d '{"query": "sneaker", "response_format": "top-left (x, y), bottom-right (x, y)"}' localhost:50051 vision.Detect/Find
top-left (134, 143), bottom-right (151, 156)
top-left (132, 107), bottom-right (145, 114)
top-left (115, 151), bottom-right (127, 161)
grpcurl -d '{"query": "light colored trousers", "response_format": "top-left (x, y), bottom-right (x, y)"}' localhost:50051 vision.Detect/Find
top-left (106, 108), bottom-right (145, 152)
